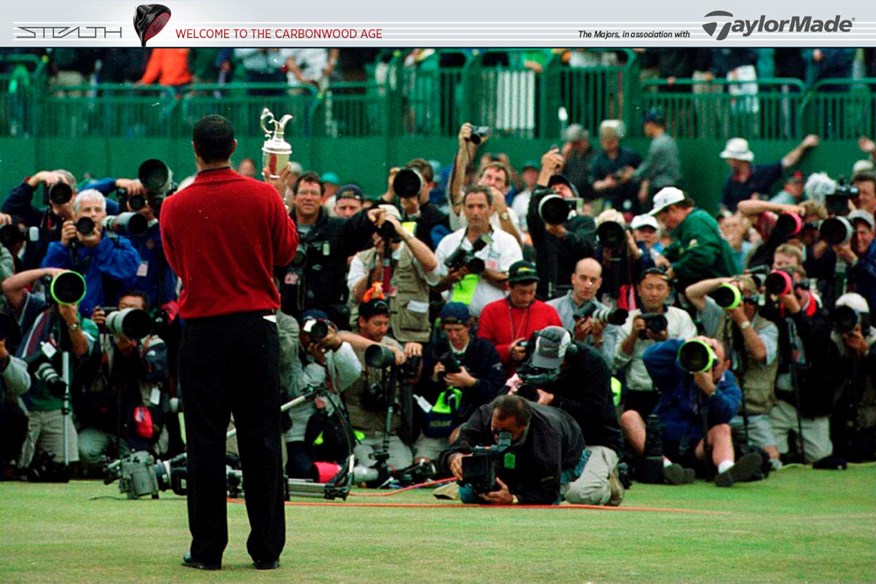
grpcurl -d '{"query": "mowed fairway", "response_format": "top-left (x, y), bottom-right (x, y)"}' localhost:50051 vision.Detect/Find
top-left (1, 463), bottom-right (874, 583)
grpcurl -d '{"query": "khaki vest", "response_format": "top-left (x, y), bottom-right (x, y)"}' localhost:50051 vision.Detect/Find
top-left (354, 246), bottom-right (432, 343)
top-left (717, 313), bottom-right (778, 415)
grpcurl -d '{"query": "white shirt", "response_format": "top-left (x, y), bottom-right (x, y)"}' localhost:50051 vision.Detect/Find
top-left (434, 228), bottom-right (523, 317)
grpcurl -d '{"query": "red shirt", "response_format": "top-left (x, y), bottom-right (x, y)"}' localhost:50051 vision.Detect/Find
top-left (160, 168), bottom-right (298, 319)
top-left (477, 298), bottom-right (563, 372)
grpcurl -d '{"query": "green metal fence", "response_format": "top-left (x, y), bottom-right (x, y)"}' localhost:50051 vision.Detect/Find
top-left (0, 54), bottom-right (47, 137)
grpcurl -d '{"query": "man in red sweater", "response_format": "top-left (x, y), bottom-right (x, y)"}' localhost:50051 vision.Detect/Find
top-left (477, 261), bottom-right (562, 374)
top-left (161, 115), bottom-right (297, 571)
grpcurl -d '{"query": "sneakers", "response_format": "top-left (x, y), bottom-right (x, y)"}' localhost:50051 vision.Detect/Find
top-left (606, 469), bottom-right (625, 506)
top-left (181, 552), bottom-right (221, 571)
top-left (662, 463), bottom-right (696, 485)
top-left (715, 452), bottom-right (762, 487)
top-left (433, 481), bottom-right (460, 500)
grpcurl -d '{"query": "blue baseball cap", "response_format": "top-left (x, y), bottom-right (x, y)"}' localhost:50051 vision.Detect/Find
top-left (440, 302), bottom-right (470, 325)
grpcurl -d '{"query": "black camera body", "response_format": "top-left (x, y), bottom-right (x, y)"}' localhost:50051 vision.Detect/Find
top-left (640, 414), bottom-right (665, 484)
top-left (104, 451), bottom-right (188, 499)
top-left (26, 342), bottom-right (66, 398)
top-left (444, 234), bottom-right (492, 275)
top-left (825, 179), bottom-right (860, 217)
top-left (638, 312), bottom-right (668, 340)
top-left (468, 126), bottom-right (491, 145)
top-left (538, 194), bottom-right (581, 225)
top-left (460, 430), bottom-right (512, 494)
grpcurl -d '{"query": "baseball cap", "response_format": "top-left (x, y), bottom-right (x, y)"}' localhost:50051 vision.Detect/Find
top-left (786, 170), bottom-right (805, 183)
top-left (643, 110), bottom-right (665, 126)
top-left (720, 138), bottom-right (755, 162)
top-left (508, 260), bottom-right (540, 285)
top-left (440, 302), bottom-right (470, 325)
top-left (547, 175), bottom-right (580, 198)
top-left (336, 184), bottom-right (364, 202)
top-left (848, 210), bottom-right (875, 229)
top-left (320, 172), bottom-right (340, 185)
top-left (521, 160), bottom-right (539, 171)
top-left (630, 214), bottom-right (659, 230)
top-left (530, 326), bottom-right (573, 370)
top-left (301, 309), bottom-right (330, 332)
top-left (288, 161), bottom-right (303, 174)
top-left (359, 298), bottom-right (391, 320)
top-left (649, 187), bottom-right (687, 216)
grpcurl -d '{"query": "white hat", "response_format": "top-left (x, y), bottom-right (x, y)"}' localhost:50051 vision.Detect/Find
top-left (649, 187), bottom-right (686, 216)
top-left (853, 160), bottom-right (875, 177)
top-left (836, 292), bottom-right (870, 314)
top-left (720, 138), bottom-right (755, 162)
top-left (631, 214), bottom-right (659, 230)
top-left (563, 124), bottom-right (589, 142)
top-left (378, 204), bottom-right (402, 221)
top-left (848, 210), bottom-right (875, 230)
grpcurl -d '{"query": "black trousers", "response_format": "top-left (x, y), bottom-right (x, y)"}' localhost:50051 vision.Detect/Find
top-left (180, 311), bottom-right (285, 564)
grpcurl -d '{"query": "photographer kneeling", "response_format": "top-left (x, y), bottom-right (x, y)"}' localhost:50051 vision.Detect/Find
top-left (638, 337), bottom-right (762, 486)
top-left (508, 326), bottom-right (624, 506)
top-left (440, 394), bottom-right (585, 505)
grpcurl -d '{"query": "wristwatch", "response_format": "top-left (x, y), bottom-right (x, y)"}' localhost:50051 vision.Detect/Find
top-left (738, 320), bottom-right (751, 331)
top-left (68, 321), bottom-right (81, 332)
top-left (499, 211), bottom-right (510, 221)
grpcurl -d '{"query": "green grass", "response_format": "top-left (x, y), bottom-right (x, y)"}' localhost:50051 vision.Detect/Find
top-left (2, 464), bottom-right (875, 583)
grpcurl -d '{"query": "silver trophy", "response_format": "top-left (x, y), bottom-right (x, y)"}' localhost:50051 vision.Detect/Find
top-left (260, 108), bottom-right (294, 179)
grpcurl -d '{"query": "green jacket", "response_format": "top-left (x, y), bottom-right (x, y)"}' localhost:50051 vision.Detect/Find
top-left (664, 208), bottom-right (738, 288)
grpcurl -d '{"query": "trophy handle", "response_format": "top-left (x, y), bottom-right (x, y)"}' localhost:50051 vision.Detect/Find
top-left (275, 114), bottom-right (294, 137)
top-left (260, 108), bottom-right (275, 137)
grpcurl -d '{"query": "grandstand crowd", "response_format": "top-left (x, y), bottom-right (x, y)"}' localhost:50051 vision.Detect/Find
top-left (1, 48), bottom-right (876, 504)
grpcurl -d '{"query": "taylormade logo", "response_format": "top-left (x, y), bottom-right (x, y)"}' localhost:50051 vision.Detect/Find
top-left (703, 10), bottom-right (853, 40)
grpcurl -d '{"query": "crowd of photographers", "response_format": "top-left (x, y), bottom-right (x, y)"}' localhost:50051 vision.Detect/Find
top-left (1, 117), bottom-right (875, 507)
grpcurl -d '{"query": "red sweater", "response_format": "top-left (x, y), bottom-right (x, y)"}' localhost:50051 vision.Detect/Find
top-left (477, 298), bottom-right (562, 372)
top-left (160, 168), bottom-right (298, 319)
top-left (139, 49), bottom-right (193, 87)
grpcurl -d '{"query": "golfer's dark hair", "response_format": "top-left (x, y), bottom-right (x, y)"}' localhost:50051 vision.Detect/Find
top-left (192, 115), bottom-right (235, 163)
top-left (491, 394), bottom-right (532, 427)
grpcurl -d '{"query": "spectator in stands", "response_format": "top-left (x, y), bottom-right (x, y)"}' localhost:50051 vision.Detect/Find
top-left (233, 49), bottom-right (287, 95)
top-left (510, 326), bottom-right (625, 506)
top-left (236, 158), bottom-right (257, 179)
top-left (547, 258), bottom-right (620, 365)
top-left (41, 190), bottom-right (141, 317)
top-left (96, 49), bottom-right (146, 84)
top-left (283, 49), bottom-right (338, 91)
top-left (476, 261), bottom-right (562, 374)
top-left (135, 49), bottom-right (192, 91)
top-left (77, 291), bottom-right (169, 469)
top-left (622, 111), bottom-right (683, 208)
top-left (590, 120), bottom-right (642, 215)
top-left (686, 276), bottom-right (781, 467)
top-left (415, 302), bottom-right (505, 462)
top-left (434, 186), bottom-right (522, 317)
top-left (320, 172), bottom-right (340, 207)
top-left (651, 188), bottom-right (738, 291)
top-left (769, 171), bottom-right (807, 205)
top-left (560, 124), bottom-right (596, 201)
top-left (348, 206), bottom-right (439, 343)
top-left (277, 171), bottom-right (380, 326)
top-left (615, 268), bottom-right (697, 436)
top-left (511, 161), bottom-right (539, 237)
top-left (528, 148), bottom-right (597, 299)
top-left (3, 268), bottom-right (99, 472)
top-left (639, 336), bottom-right (764, 486)
top-left (853, 172), bottom-right (876, 216)
top-left (720, 135), bottom-right (819, 212)
top-left (48, 48), bottom-right (98, 95)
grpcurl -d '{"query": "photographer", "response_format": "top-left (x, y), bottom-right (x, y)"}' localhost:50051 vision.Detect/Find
top-left (547, 258), bottom-right (621, 365)
top-left (416, 303), bottom-right (505, 461)
top-left (76, 291), bottom-right (169, 469)
top-left (639, 337), bottom-right (763, 486)
top-left (766, 266), bottom-right (842, 464)
top-left (615, 268), bottom-right (697, 425)
top-left (340, 299), bottom-right (417, 473)
top-left (527, 148), bottom-right (598, 299)
top-left (844, 210), bottom-right (876, 313)
top-left (434, 186), bottom-right (522, 317)
top-left (279, 171), bottom-right (382, 326)
top-left (510, 327), bottom-right (624, 506)
top-left (348, 206), bottom-right (440, 343)
top-left (377, 159), bottom-right (450, 252)
top-left (477, 261), bottom-right (562, 374)
top-left (736, 199), bottom-right (827, 270)
top-left (440, 394), bottom-right (586, 505)
top-left (830, 293), bottom-right (876, 462)
top-left (40, 190), bottom-right (141, 317)
top-left (284, 310), bottom-right (361, 479)
top-left (650, 187), bottom-right (738, 292)
top-left (3, 268), bottom-right (98, 473)
top-left (1, 325), bottom-right (31, 478)
top-left (2, 169), bottom-right (134, 270)
top-left (686, 275), bottom-right (780, 467)
top-left (447, 123), bottom-right (522, 243)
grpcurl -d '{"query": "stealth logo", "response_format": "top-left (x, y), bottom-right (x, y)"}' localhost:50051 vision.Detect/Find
top-left (703, 10), bottom-right (733, 40)
top-left (703, 10), bottom-right (853, 39)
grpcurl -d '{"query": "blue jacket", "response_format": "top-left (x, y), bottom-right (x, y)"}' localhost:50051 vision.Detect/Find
top-left (41, 235), bottom-right (141, 316)
top-left (849, 240), bottom-right (876, 314)
top-left (126, 222), bottom-right (178, 307)
top-left (643, 339), bottom-right (741, 442)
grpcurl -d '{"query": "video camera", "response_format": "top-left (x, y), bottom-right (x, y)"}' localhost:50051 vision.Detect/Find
top-left (515, 362), bottom-right (561, 402)
top-left (103, 451), bottom-right (188, 499)
top-left (444, 234), bottom-right (492, 275)
top-left (825, 178), bottom-right (859, 217)
top-left (574, 301), bottom-right (628, 325)
top-left (638, 312), bottom-right (668, 340)
top-left (460, 430), bottom-right (512, 494)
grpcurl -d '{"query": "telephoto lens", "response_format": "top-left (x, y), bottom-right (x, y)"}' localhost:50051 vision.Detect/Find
top-left (75, 217), bottom-right (96, 236)
top-left (710, 283), bottom-right (741, 309)
top-left (48, 182), bottom-right (73, 205)
top-left (392, 168), bottom-right (423, 198)
top-left (365, 344), bottom-right (396, 369)
top-left (677, 339), bottom-right (716, 373)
